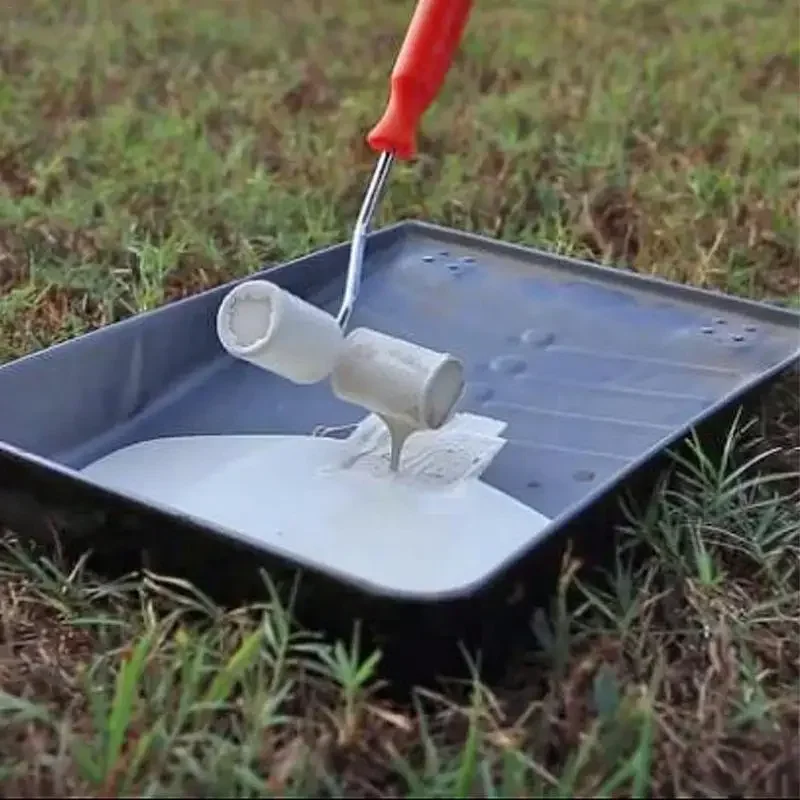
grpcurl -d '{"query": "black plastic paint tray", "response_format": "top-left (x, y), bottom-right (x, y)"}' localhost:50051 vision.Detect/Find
top-left (1, 221), bottom-right (798, 672)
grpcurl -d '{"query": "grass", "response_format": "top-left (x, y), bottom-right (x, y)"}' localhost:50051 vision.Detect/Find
top-left (0, 0), bottom-right (798, 795)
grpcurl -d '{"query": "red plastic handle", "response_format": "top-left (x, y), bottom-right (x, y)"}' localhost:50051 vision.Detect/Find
top-left (367, 0), bottom-right (473, 160)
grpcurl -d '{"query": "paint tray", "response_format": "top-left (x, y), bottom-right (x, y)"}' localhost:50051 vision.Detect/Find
top-left (1, 222), bottom-right (798, 611)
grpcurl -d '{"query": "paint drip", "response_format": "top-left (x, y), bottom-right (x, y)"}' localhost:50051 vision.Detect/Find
top-left (330, 327), bottom-right (466, 471)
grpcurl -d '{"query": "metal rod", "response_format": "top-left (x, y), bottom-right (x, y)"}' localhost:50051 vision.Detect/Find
top-left (336, 151), bottom-right (395, 329)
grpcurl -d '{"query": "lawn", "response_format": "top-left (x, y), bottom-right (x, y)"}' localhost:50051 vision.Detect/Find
top-left (0, 0), bottom-right (798, 795)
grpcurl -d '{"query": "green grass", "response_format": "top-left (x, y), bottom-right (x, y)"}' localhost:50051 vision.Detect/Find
top-left (0, 0), bottom-right (798, 796)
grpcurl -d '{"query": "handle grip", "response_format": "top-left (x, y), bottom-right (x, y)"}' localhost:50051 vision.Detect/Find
top-left (366, 0), bottom-right (473, 160)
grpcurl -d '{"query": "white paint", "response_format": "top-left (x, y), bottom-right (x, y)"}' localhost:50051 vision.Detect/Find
top-left (80, 425), bottom-right (551, 596)
top-left (330, 411), bottom-right (507, 479)
top-left (216, 280), bottom-right (344, 384)
top-left (331, 327), bottom-right (466, 469)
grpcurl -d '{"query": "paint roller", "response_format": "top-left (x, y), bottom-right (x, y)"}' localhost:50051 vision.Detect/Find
top-left (217, 0), bottom-right (474, 465)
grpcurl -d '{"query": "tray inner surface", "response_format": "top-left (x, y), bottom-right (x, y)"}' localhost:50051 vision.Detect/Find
top-left (2, 225), bottom-right (798, 526)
